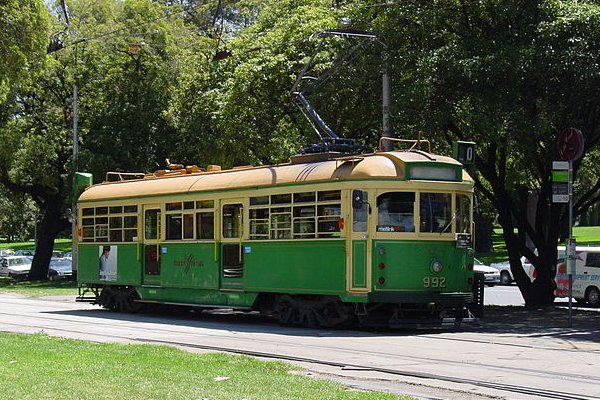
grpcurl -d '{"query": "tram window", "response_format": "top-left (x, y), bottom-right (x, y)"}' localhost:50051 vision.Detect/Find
top-left (109, 230), bottom-right (123, 242)
top-left (250, 196), bottom-right (269, 206)
top-left (249, 208), bottom-right (269, 239)
top-left (124, 229), bottom-right (136, 242)
top-left (124, 216), bottom-right (137, 228)
top-left (183, 214), bottom-right (194, 239)
top-left (271, 193), bottom-right (292, 204)
top-left (294, 192), bottom-right (316, 203)
top-left (124, 205), bottom-right (138, 213)
top-left (196, 212), bottom-right (214, 239)
top-left (82, 226), bottom-right (95, 241)
top-left (96, 225), bottom-right (108, 241)
top-left (293, 205), bottom-right (316, 238)
top-left (317, 204), bottom-right (341, 237)
top-left (420, 193), bottom-right (452, 233)
top-left (109, 206), bottom-right (123, 214)
top-left (82, 217), bottom-right (94, 226)
top-left (96, 207), bottom-right (108, 215)
top-left (96, 217), bottom-right (108, 225)
top-left (109, 217), bottom-right (122, 228)
top-left (223, 204), bottom-right (243, 238)
top-left (144, 209), bottom-right (161, 240)
top-left (318, 190), bottom-right (341, 202)
top-left (197, 200), bottom-right (214, 209)
top-left (456, 195), bottom-right (471, 233)
top-left (166, 202), bottom-right (182, 211)
top-left (271, 207), bottom-right (292, 239)
top-left (184, 201), bottom-right (195, 210)
top-left (377, 192), bottom-right (415, 232)
top-left (353, 191), bottom-right (368, 232)
top-left (166, 214), bottom-right (183, 240)
top-left (82, 208), bottom-right (94, 216)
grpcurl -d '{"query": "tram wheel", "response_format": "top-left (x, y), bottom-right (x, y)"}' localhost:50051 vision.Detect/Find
top-left (99, 286), bottom-right (141, 312)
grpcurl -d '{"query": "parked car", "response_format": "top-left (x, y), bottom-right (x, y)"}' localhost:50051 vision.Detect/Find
top-left (0, 256), bottom-right (32, 278)
top-left (474, 258), bottom-right (501, 286)
top-left (0, 249), bottom-right (15, 257)
top-left (555, 245), bottom-right (600, 307)
top-left (13, 249), bottom-right (35, 257)
top-left (48, 258), bottom-right (73, 281)
top-left (490, 256), bottom-right (535, 285)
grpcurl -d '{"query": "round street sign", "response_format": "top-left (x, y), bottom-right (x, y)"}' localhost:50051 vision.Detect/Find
top-left (558, 128), bottom-right (585, 161)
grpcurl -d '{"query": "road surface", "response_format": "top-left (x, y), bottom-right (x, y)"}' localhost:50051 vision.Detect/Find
top-left (0, 293), bottom-right (598, 400)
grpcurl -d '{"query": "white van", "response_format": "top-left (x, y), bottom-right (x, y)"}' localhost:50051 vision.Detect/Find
top-left (555, 246), bottom-right (600, 307)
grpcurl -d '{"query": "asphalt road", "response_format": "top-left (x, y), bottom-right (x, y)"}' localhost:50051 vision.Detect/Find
top-left (0, 293), bottom-right (598, 400)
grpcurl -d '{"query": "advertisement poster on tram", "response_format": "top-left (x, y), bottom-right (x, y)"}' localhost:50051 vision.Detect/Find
top-left (98, 245), bottom-right (118, 281)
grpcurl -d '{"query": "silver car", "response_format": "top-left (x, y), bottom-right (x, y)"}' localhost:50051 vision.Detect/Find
top-left (0, 256), bottom-right (32, 278)
top-left (474, 258), bottom-right (501, 286)
top-left (48, 258), bottom-right (73, 281)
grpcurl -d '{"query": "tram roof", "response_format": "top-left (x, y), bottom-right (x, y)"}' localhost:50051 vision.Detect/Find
top-left (79, 150), bottom-right (473, 202)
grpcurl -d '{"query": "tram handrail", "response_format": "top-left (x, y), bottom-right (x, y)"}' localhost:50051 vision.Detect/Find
top-left (378, 137), bottom-right (432, 153)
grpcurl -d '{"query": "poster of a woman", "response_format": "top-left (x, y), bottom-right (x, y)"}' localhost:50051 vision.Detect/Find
top-left (98, 245), bottom-right (118, 281)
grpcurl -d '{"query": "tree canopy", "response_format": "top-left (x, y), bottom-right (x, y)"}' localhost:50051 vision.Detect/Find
top-left (0, 0), bottom-right (598, 300)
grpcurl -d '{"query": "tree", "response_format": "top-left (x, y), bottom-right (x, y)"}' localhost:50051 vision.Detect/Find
top-left (0, 0), bottom-right (49, 104)
top-left (0, 0), bottom-right (200, 280)
top-left (358, 0), bottom-right (600, 307)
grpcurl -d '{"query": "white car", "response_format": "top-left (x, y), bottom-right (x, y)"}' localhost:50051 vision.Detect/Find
top-left (0, 256), bottom-right (32, 278)
top-left (555, 246), bottom-right (600, 307)
top-left (490, 256), bottom-right (534, 285)
top-left (474, 258), bottom-right (501, 286)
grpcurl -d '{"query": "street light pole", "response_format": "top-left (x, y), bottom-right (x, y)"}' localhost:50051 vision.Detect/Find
top-left (71, 83), bottom-right (78, 276)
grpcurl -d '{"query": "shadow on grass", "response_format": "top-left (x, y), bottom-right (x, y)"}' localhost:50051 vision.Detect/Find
top-left (0, 276), bottom-right (77, 295)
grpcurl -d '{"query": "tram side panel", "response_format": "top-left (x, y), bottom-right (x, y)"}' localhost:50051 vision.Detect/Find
top-left (242, 240), bottom-right (346, 294)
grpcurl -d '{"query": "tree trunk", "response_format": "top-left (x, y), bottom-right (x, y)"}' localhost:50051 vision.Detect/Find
top-left (27, 196), bottom-right (68, 281)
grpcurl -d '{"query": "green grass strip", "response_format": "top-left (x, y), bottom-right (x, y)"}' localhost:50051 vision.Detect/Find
top-left (0, 332), bottom-right (410, 400)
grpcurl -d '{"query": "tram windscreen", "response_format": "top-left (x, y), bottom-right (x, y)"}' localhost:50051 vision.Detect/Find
top-left (419, 193), bottom-right (452, 233)
top-left (377, 192), bottom-right (415, 232)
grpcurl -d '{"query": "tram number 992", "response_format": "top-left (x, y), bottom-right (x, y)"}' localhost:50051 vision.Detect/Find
top-left (423, 276), bottom-right (446, 288)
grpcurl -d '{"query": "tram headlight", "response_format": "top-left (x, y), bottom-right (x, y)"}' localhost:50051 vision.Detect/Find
top-left (430, 259), bottom-right (443, 274)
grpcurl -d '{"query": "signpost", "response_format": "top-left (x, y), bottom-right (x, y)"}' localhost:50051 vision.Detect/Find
top-left (554, 128), bottom-right (585, 328)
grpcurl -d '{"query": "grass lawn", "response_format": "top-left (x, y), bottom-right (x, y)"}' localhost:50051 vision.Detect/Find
top-left (477, 225), bottom-right (599, 265)
top-left (0, 277), bottom-right (78, 297)
top-left (0, 332), bottom-right (410, 400)
top-left (0, 238), bottom-right (72, 252)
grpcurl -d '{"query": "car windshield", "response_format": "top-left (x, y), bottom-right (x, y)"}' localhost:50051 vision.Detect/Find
top-left (50, 259), bottom-right (72, 272)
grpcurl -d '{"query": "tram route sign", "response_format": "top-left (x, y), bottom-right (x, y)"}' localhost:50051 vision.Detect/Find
top-left (552, 161), bottom-right (569, 203)
top-left (452, 141), bottom-right (476, 165)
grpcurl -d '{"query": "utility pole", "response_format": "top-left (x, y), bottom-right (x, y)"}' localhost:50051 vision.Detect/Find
top-left (71, 84), bottom-right (78, 275)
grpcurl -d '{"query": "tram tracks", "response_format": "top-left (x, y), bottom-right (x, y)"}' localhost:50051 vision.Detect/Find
top-left (0, 300), bottom-right (599, 400)
top-left (132, 337), bottom-right (598, 400)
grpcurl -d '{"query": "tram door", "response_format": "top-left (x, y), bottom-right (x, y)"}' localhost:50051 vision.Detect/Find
top-left (220, 200), bottom-right (245, 289)
top-left (142, 205), bottom-right (162, 286)
top-left (349, 190), bottom-right (370, 292)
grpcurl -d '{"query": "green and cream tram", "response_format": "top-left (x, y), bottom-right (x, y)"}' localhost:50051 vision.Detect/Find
top-left (77, 140), bottom-right (476, 328)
